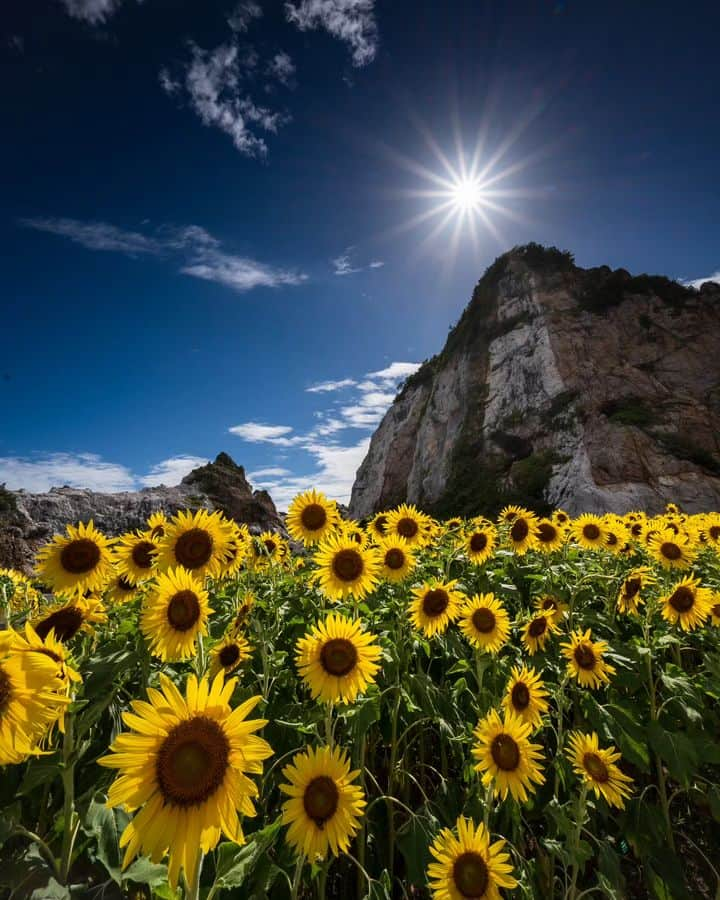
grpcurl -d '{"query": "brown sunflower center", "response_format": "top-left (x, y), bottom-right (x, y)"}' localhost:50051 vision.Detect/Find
top-left (541, 597), bottom-right (558, 612)
top-left (174, 529), bottom-right (213, 569)
top-left (332, 549), bottom-right (364, 583)
top-left (35, 607), bottom-right (84, 642)
top-left (166, 590), bottom-right (201, 632)
top-left (660, 542), bottom-right (682, 561)
top-left (374, 515), bottom-right (388, 534)
top-left (624, 577), bottom-right (642, 599)
top-left (263, 539), bottom-right (277, 554)
top-left (300, 503), bottom-right (327, 532)
top-left (219, 644), bottom-right (241, 668)
top-left (491, 733), bottom-right (521, 771)
top-left (117, 575), bottom-right (135, 592)
top-left (528, 616), bottom-right (547, 638)
top-left (131, 541), bottom-right (155, 570)
top-left (511, 682), bottom-right (531, 711)
top-left (574, 643), bottom-right (596, 670)
top-left (583, 752), bottom-right (610, 783)
top-left (60, 538), bottom-right (101, 575)
top-left (709, 525), bottom-right (720, 540)
top-left (606, 532), bottom-right (619, 546)
top-left (472, 607), bottom-right (496, 634)
top-left (537, 523), bottom-right (558, 543)
top-left (384, 548), bottom-right (406, 570)
top-left (396, 517), bottom-right (418, 539)
top-left (452, 850), bottom-right (489, 899)
top-left (469, 532), bottom-right (488, 553)
top-left (320, 638), bottom-right (358, 677)
top-left (156, 715), bottom-right (230, 807)
top-left (669, 586), bottom-right (695, 613)
top-left (150, 524), bottom-right (165, 539)
top-left (510, 518), bottom-right (529, 542)
top-left (423, 588), bottom-right (449, 617)
top-left (631, 523), bottom-right (643, 537)
top-left (0, 666), bottom-right (12, 714)
top-left (582, 524), bottom-right (601, 541)
top-left (712, 603), bottom-right (720, 618)
top-left (303, 775), bottom-right (339, 828)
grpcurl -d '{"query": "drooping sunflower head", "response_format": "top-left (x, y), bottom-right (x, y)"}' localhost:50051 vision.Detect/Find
top-left (533, 518), bottom-right (565, 553)
top-left (505, 511), bottom-right (539, 556)
top-left (660, 575), bottom-right (713, 631)
top-left (35, 520), bottom-right (114, 596)
top-left (231, 592), bottom-right (256, 633)
top-left (602, 516), bottom-right (630, 555)
top-left (410, 580), bottom-right (463, 637)
top-left (21, 622), bottom-right (81, 692)
top-left (99, 672), bottom-right (272, 890)
top-left (566, 732), bottom-right (634, 809)
top-left (502, 664), bottom-right (550, 730)
top-left (571, 513), bottom-right (606, 550)
top-left (209, 632), bottom-right (252, 678)
top-left (312, 534), bottom-right (381, 601)
top-left (156, 509), bottom-right (233, 578)
top-left (472, 709), bottom-right (545, 802)
top-left (463, 524), bottom-right (497, 565)
top-left (521, 614), bottom-right (558, 655)
top-left (385, 503), bottom-right (431, 547)
top-left (647, 528), bottom-right (697, 570)
top-left (146, 510), bottom-right (168, 540)
top-left (295, 612), bottom-right (381, 705)
top-left (427, 815), bottom-right (518, 900)
top-left (33, 595), bottom-right (107, 643)
top-left (616, 566), bottom-right (654, 615)
top-left (376, 537), bottom-right (415, 583)
top-left (533, 594), bottom-right (567, 625)
top-left (286, 489), bottom-right (340, 546)
top-left (458, 594), bottom-right (510, 654)
top-left (560, 629), bottom-right (615, 689)
top-left (106, 572), bottom-right (141, 606)
top-left (251, 531), bottom-right (290, 568)
top-left (140, 566), bottom-right (213, 662)
top-left (113, 530), bottom-right (157, 583)
top-left (217, 523), bottom-right (250, 577)
top-left (0, 569), bottom-right (41, 613)
top-left (280, 744), bottom-right (365, 861)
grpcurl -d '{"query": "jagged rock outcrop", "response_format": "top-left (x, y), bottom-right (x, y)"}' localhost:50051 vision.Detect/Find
top-left (0, 452), bottom-right (281, 573)
top-left (350, 244), bottom-right (720, 518)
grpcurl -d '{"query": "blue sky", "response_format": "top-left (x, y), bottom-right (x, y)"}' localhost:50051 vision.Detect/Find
top-left (1, 0), bottom-right (719, 507)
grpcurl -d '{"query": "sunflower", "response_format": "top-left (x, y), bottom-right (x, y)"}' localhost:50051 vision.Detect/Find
top-left (571, 513), bottom-right (606, 550)
top-left (505, 512), bottom-right (538, 555)
top-left (280, 744), bottom-right (365, 861)
top-left (312, 534), bottom-right (381, 601)
top-left (385, 504), bottom-right (430, 548)
top-left (410, 580), bottom-right (463, 637)
top-left (286, 489), bottom-right (340, 546)
top-left (21, 622), bottom-right (81, 692)
top-left (252, 531), bottom-right (289, 567)
top-left (472, 710), bottom-right (545, 802)
top-left (533, 518), bottom-right (565, 553)
top-left (156, 509), bottom-right (232, 579)
top-left (463, 525), bottom-right (497, 565)
top-left (566, 732), bottom-right (634, 809)
top-left (377, 537), bottom-right (415, 583)
top-left (231, 593), bottom-right (256, 633)
top-left (33, 595), bottom-right (107, 642)
top-left (217, 523), bottom-right (250, 578)
top-left (553, 509), bottom-right (570, 527)
top-left (106, 573), bottom-right (141, 605)
top-left (458, 594), bottom-right (510, 654)
top-left (701, 513), bottom-right (720, 548)
top-left (367, 511), bottom-right (390, 541)
top-left (0, 630), bottom-right (70, 764)
top-left (603, 517), bottom-right (630, 555)
top-left (616, 566), bottom-right (654, 615)
top-left (427, 815), bottom-right (517, 900)
top-left (647, 528), bottom-right (697, 570)
top-left (521, 614), bottom-right (558, 655)
top-left (146, 510), bottom-right (168, 540)
top-left (338, 521), bottom-right (370, 548)
top-left (35, 520), bottom-right (114, 596)
top-left (533, 595), bottom-right (567, 625)
top-left (141, 567), bottom-right (212, 662)
top-left (710, 597), bottom-right (720, 627)
top-left (502, 665), bottom-right (549, 730)
top-left (0, 569), bottom-right (41, 613)
top-left (498, 504), bottom-right (526, 525)
top-left (561, 629), bottom-right (615, 689)
top-left (659, 575), bottom-right (713, 631)
top-left (113, 531), bottom-right (158, 582)
top-left (99, 672), bottom-right (272, 891)
top-left (209, 633), bottom-right (252, 678)
top-left (444, 516), bottom-right (464, 531)
top-left (295, 613), bottom-right (381, 704)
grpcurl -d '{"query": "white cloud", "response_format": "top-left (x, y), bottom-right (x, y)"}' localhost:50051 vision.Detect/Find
top-left (285, 0), bottom-right (378, 67)
top-left (248, 466), bottom-right (292, 479)
top-left (159, 67), bottom-right (181, 95)
top-left (59, 0), bottom-right (124, 24)
top-left (228, 423), bottom-right (296, 444)
top-left (227, 1), bottom-right (263, 32)
top-left (306, 378), bottom-right (357, 393)
top-left (682, 271), bottom-right (720, 290)
top-left (0, 453), bottom-right (137, 493)
top-left (332, 253), bottom-right (361, 276)
top-left (367, 361), bottom-right (421, 381)
top-left (21, 217), bottom-right (307, 294)
top-left (267, 52), bottom-right (296, 86)
top-left (369, 260), bottom-right (384, 268)
top-left (139, 455), bottom-right (209, 487)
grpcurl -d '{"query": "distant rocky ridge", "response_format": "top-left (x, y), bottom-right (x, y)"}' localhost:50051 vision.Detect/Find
top-left (0, 453), bottom-right (281, 573)
top-left (350, 244), bottom-right (720, 519)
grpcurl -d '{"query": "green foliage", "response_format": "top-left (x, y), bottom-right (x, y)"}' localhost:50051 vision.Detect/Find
top-left (656, 432), bottom-right (720, 474)
top-left (601, 396), bottom-right (658, 428)
top-left (580, 269), bottom-right (695, 313)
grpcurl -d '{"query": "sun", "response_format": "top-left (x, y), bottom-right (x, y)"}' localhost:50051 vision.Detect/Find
top-left (451, 177), bottom-right (483, 211)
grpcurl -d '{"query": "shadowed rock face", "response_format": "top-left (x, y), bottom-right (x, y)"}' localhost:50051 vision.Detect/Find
top-left (349, 244), bottom-right (720, 519)
top-left (0, 453), bottom-right (282, 573)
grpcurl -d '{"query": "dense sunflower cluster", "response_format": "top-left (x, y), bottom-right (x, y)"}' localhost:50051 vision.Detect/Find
top-left (1, 495), bottom-right (719, 898)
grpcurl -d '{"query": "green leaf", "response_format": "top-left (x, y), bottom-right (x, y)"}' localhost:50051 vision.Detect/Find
top-left (123, 857), bottom-right (170, 887)
top-left (213, 819), bottom-right (283, 889)
top-left (598, 841), bottom-right (626, 895)
top-left (396, 812), bottom-right (437, 886)
top-left (18, 754), bottom-right (61, 796)
top-left (646, 721), bottom-right (698, 786)
top-left (83, 798), bottom-right (122, 884)
top-left (30, 878), bottom-right (69, 900)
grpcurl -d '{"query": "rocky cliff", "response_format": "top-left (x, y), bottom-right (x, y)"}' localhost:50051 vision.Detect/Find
top-left (0, 452), bottom-right (281, 573)
top-left (349, 244), bottom-right (720, 519)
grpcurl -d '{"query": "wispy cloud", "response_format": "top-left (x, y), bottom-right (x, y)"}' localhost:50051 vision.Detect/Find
top-left (227, 1), bottom-right (263, 33)
top-left (332, 247), bottom-right (384, 275)
top-left (306, 378), bottom-right (358, 393)
top-left (139, 455), bottom-right (210, 487)
top-left (248, 466), bottom-right (292, 479)
top-left (227, 423), bottom-right (298, 445)
top-left (682, 271), bottom-right (720, 290)
top-left (21, 217), bottom-right (307, 294)
top-left (368, 362), bottom-right (420, 381)
top-left (267, 52), bottom-right (296, 87)
top-left (59, 0), bottom-right (124, 24)
top-left (369, 260), bottom-right (384, 268)
top-left (285, 0), bottom-right (378, 67)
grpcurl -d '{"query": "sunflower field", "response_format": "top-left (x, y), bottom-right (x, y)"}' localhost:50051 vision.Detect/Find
top-left (1, 495), bottom-right (720, 900)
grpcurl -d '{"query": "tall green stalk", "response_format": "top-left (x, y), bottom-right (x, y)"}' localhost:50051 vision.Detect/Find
top-left (59, 714), bottom-right (77, 884)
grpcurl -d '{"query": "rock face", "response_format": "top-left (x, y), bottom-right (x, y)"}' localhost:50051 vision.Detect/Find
top-left (349, 244), bottom-right (720, 519)
top-left (0, 452), bottom-right (282, 573)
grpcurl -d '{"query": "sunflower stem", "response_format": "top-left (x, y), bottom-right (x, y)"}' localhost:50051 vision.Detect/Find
top-left (644, 640), bottom-right (675, 851)
top-left (186, 850), bottom-right (204, 900)
top-left (553, 675), bottom-right (569, 800)
top-left (317, 859), bottom-right (329, 900)
top-left (387, 685), bottom-right (402, 885)
top-left (325, 703), bottom-right (334, 749)
top-left (567, 783), bottom-right (588, 899)
top-left (290, 855), bottom-right (304, 900)
top-left (59, 712), bottom-right (76, 884)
